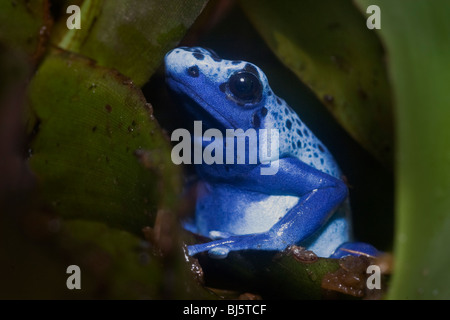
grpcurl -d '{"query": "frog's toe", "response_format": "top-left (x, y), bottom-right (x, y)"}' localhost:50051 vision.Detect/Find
top-left (331, 242), bottom-right (379, 258)
top-left (187, 242), bottom-right (230, 258)
top-left (187, 243), bottom-right (204, 256)
top-left (208, 246), bottom-right (230, 259)
top-left (208, 230), bottom-right (234, 240)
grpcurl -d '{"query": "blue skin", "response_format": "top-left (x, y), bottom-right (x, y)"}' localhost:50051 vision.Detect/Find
top-left (165, 47), bottom-right (378, 259)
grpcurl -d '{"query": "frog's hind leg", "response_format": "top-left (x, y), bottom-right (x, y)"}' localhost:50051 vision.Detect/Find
top-left (330, 242), bottom-right (379, 258)
top-left (301, 207), bottom-right (351, 258)
top-left (301, 198), bottom-right (352, 258)
top-left (302, 199), bottom-right (380, 259)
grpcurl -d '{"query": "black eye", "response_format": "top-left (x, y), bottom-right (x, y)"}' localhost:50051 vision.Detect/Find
top-left (228, 71), bottom-right (262, 104)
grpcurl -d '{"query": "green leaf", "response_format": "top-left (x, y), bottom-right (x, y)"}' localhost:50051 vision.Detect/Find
top-left (58, 219), bottom-right (164, 299)
top-left (0, 0), bottom-right (51, 63)
top-left (196, 245), bottom-right (388, 299)
top-left (0, 42), bottom-right (33, 208)
top-left (196, 246), bottom-right (370, 299)
top-left (355, 0), bottom-right (450, 299)
top-left (27, 49), bottom-right (181, 234)
top-left (53, 0), bottom-right (209, 86)
top-left (0, 216), bottom-right (201, 299)
top-left (59, 219), bottom-right (215, 299)
top-left (0, 46), bottom-right (169, 299)
top-left (240, 0), bottom-right (394, 167)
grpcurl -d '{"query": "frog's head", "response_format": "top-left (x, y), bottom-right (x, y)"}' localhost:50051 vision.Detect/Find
top-left (165, 47), bottom-right (270, 131)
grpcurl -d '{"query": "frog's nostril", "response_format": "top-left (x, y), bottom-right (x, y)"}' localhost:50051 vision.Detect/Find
top-left (187, 65), bottom-right (200, 78)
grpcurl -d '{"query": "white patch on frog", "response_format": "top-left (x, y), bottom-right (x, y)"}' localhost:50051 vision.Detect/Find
top-left (194, 184), bottom-right (300, 237)
top-left (167, 48), bottom-right (247, 85)
top-left (236, 195), bottom-right (300, 235)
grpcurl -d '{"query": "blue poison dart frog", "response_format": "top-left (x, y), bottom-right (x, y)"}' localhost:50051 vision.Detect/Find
top-left (164, 47), bottom-right (378, 259)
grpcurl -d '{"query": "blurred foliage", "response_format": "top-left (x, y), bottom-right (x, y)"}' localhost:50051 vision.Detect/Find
top-left (0, 0), bottom-right (448, 300)
top-left (0, 0), bottom-right (52, 64)
top-left (356, 0), bottom-right (450, 299)
top-left (27, 48), bottom-right (176, 234)
top-left (0, 0), bottom-right (209, 299)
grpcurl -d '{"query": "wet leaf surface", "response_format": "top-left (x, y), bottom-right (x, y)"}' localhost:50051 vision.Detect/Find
top-left (193, 244), bottom-right (387, 299)
top-left (194, 245), bottom-right (341, 299)
top-left (27, 49), bottom-right (180, 234)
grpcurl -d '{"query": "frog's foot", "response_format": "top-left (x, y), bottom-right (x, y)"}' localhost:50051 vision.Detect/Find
top-left (187, 232), bottom-right (282, 259)
top-left (330, 242), bottom-right (379, 259)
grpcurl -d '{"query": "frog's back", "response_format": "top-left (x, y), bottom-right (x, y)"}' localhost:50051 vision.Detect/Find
top-left (261, 92), bottom-right (342, 179)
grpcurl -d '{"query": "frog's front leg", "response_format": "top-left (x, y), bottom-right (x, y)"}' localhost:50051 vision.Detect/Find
top-left (188, 232), bottom-right (277, 258)
top-left (188, 157), bottom-right (349, 259)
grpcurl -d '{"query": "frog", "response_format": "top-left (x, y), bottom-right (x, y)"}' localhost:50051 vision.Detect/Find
top-left (164, 47), bottom-right (378, 259)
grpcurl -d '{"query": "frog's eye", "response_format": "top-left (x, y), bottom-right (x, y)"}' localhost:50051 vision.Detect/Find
top-left (228, 71), bottom-right (262, 105)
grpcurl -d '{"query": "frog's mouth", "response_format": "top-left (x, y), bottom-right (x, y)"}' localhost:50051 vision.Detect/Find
top-left (166, 76), bottom-right (238, 131)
